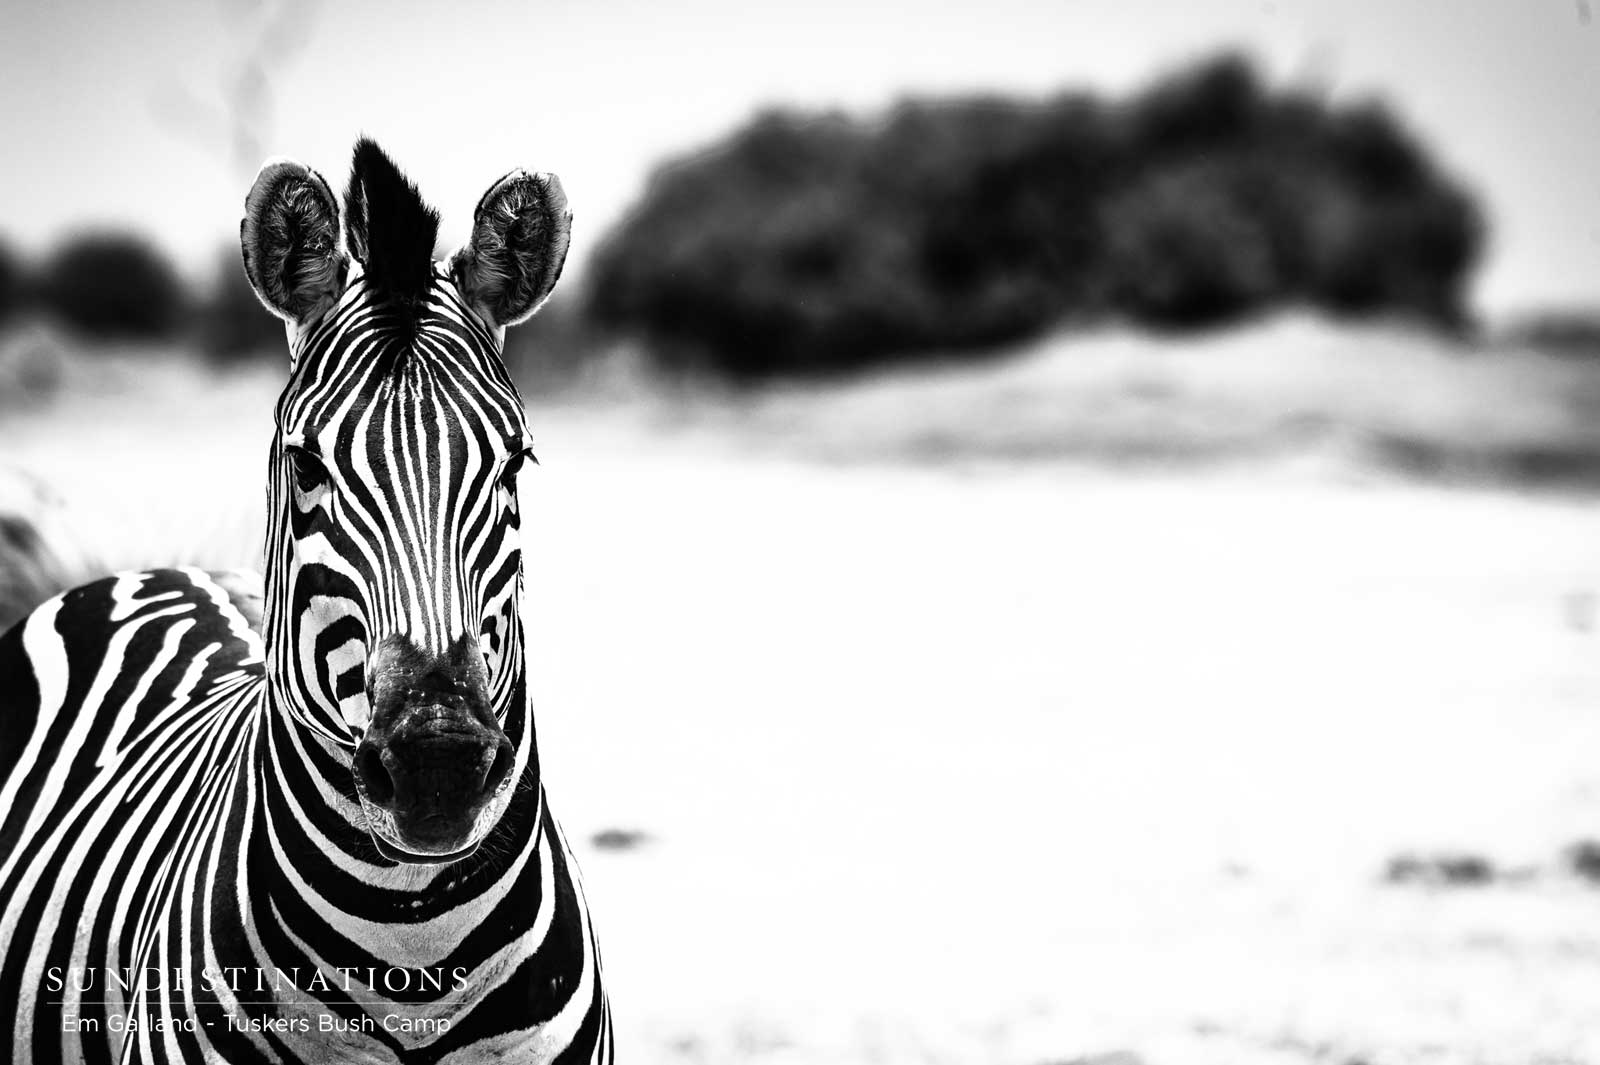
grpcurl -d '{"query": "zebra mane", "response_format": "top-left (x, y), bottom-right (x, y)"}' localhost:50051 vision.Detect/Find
top-left (344, 137), bottom-right (440, 316)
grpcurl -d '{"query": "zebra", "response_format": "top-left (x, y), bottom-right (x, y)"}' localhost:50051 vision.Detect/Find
top-left (0, 139), bottom-right (612, 1063)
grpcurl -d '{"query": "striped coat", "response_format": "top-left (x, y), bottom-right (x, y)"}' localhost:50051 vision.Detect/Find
top-left (0, 140), bottom-right (611, 1063)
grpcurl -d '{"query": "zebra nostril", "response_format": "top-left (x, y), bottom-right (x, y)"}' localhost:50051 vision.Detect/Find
top-left (482, 740), bottom-right (515, 796)
top-left (356, 745), bottom-right (395, 805)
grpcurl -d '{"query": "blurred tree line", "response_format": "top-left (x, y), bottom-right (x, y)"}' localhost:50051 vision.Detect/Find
top-left (0, 53), bottom-right (1489, 383)
top-left (588, 53), bottom-right (1486, 378)
top-left (0, 233), bottom-right (282, 358)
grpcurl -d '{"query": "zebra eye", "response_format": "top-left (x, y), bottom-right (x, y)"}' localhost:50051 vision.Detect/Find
top-left (286, 446), bottom-right (331, 494)
top-left (501, 448), bottom-right (535, 489)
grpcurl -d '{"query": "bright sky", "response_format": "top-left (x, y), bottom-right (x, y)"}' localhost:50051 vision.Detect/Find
top-left (3, 0), bottom-right (1598, 315)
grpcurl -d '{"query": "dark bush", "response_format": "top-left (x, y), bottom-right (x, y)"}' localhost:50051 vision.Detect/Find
top-left (1502, 310), bottom-right (1600, 358)
top-left (499, 292), bottom-right (612, 396)
top-left (196, 248), bottom-right (286, 360)
top-left (1568, 839), bottom-right (1600, 884)
top-left (1104, 160), bottom-right (1288, 326)
top-left (1125, 53), bottom-right (1268, 161)
top-left (587, 53), bottom-right (1484, 378)
top-left (0, 240), bottom-right (23, 324)
top-left (1385, 851), bottom-right (1497, 887)
top-left (39, 232), bottom-right (186, 340)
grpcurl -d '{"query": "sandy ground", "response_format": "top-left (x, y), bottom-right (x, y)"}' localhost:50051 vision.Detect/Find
top-left (3, 350), bottom-right (1600, 1064)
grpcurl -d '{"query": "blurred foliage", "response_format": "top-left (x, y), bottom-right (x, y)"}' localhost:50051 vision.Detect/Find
top-left (0, 468), bottom-right (102, 634)
top-left (38, 232), bottom-right (188, 340)
top-left (588, 54), bottom-right (1485, 378)
top-left (196, 247), bottom-right (285, 360)
top-left (500, 293), bottom-right (615, 397)
top-left (1501, 310), bottom-right (1600, 359)
top-left (0, 325), bottom-right (68, 408)
top-left (0, 240), bottom-right (23, 324)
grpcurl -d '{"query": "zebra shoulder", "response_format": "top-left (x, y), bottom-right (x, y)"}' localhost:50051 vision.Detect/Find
top-left (0, 568), bottom-right (265, 820)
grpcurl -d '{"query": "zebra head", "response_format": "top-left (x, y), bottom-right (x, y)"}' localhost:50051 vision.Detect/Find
top-left (240, 138), bottom-right (571, 864)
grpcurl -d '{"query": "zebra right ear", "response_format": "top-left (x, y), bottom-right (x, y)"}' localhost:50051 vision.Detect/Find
top-left (240, 159), bottom-right (350, 326)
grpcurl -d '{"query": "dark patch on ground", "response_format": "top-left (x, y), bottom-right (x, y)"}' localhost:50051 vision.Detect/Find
top-left (1565, 839), bottom-right (1600, 884)
top-left (1048, 1053), bottom-right (1146, 1065)
top-left (591, 828), bottom-right (652, 852)
top-left (1370, 434), bottom-right (1600, 491)
top-left (1385, 851), bottom-right (1498, 887)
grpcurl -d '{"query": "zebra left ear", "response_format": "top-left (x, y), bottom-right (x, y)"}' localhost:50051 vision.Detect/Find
top-left (449, 170), bottom-right (571, 328)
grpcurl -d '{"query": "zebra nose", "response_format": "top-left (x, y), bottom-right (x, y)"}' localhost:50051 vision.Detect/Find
top-left (355, 721), bottom-right (514, 812)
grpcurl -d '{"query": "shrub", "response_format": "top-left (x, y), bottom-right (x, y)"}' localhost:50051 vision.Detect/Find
top-left (1502, 311), bottom-right (1600, 358)
top-left (38, 232), bottom-right (186, 340)
top-left (196, 248), bottom-right (286, 361)
top-left (1568, 839), bottom-right (1600, 884)
top-left (1301, 103), bottom-right (1483, 326)
top-left (587, 53), bottom-right (1484, 378)
top-left (0, 324), bottom-right (68, 408)
top-left (1104, 160), bottom-right (1289, 326)
top-left (0, 240), bottom-right (23, 324)
top-left (499, 292), bottom-right (613, 395)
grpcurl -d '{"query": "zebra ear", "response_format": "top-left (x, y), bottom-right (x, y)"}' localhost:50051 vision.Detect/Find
top-left (449, 170), bottom-right (571, 328)
top-left (240, 159), bottom-right (350, 326)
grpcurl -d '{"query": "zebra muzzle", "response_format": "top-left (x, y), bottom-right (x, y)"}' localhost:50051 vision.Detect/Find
top-left (353, 635), bottom-right (517, 859)
top-left (355, 707), bottom-right (516, 856)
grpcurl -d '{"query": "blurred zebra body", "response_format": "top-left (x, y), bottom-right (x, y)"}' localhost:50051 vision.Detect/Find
top-left (0, 140), bottom-right (609, 1063)
top-left (0, 467), bottom-right (104, 634)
